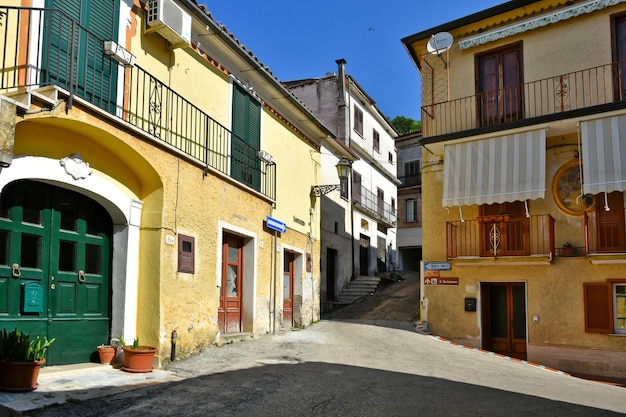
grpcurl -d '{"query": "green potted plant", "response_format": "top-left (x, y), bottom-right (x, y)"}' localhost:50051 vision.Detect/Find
top-left (118, 336), bottom-right (157, 373)
top-left (0, 328), bottom-right (55, 392)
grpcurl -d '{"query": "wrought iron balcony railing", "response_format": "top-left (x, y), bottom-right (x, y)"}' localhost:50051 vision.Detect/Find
top-left (446, 214), bottom-right (555, 260)
top-left (398, 174), bottom-right (421, 188)
top-left (352, 185), bottom-right (397, 226)
top-left (0, 6), bottom-right (275, 200)
top-left (422, 61), bottom-right (626, 138)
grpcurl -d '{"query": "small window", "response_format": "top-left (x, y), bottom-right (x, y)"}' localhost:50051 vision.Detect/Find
top-left (354, 107), bottom-right (363, 136)
top-left (388, 152), bottom-right (393, 163)
top-left (615, 283), bottom-right (626, 334)
top-left (178, 234), bottom-right (195, 273)
top-left (373, 129), bottom-right (380, 151)
top-left (406, 199), bottom-right (417, 222)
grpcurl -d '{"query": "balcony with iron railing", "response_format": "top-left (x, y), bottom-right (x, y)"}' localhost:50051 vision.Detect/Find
top-left (398, 173), bottom-right (421, 189)
top-left (422, 61), bottom-right (626, 140)
top-left (352, 185), bottom-right (397, 226)
top-left (0, 6), bottom-right (275, 199)
top-left (446, 214), bottom-right (555, 261)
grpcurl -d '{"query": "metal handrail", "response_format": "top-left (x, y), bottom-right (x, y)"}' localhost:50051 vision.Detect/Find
top-left (0, 6), bottom-right (275, 199)
top-left (422, 61), bottom-right (626, 138)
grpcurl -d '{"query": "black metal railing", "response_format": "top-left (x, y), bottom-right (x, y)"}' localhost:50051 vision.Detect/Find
top-left (422, 60), bottom-right (626, 138)
top-left (352, 185), bottom-right (397, 225)
top-left (0, 6), bottom-right (275, 199)
top-left (398, 174), bottom-right (421, 188)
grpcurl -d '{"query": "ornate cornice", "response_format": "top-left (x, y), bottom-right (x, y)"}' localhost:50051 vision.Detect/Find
top-left (459, 0), bottom-right (626, 49)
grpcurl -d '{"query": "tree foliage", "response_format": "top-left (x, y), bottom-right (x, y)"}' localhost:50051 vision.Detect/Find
top-left (391, 116), bottom-right (421, 135)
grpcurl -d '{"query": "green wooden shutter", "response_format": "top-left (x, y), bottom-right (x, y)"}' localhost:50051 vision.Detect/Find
top-left (43, 0), bottom-right (119, 112)
top-left (583, 282), bottom-right (613, 333)
top-left (231, 83), bottom-right (261, 190)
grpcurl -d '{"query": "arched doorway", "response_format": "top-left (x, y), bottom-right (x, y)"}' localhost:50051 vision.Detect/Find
top-left (0, 180), bottom-right (112, 365)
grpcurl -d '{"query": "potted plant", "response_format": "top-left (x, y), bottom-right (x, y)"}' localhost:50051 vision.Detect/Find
top-left (119, 336), bottom-right (157, 373)
top-left (0, 328), bottom-right (55, 392)
top-left (560, 242), bottom-right (577, 257)
top-left (97, 344), bottom-right (118, 365)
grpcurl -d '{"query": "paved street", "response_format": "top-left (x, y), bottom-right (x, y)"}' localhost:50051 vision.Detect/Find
top-left (20, 274), bottom-right (626, 417)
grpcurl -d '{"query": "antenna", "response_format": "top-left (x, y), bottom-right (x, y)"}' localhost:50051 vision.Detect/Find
top-left (427, 32), bottom-right (453, 68)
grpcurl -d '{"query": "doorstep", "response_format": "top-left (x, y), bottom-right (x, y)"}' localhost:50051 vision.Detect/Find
top-left (0, 362), bottom-right (180, 416)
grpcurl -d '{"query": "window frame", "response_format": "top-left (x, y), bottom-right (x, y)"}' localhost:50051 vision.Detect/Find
top-left (178, 234), bottom-right (195, 274)
top-left (373, 129), bottom-right (380, 152)
top-left (406, 198), bottom-right (417, 222)
top-left (354, 107), bottom-right (363, 137)
top-left (475, 42), bottom-right (523, 127)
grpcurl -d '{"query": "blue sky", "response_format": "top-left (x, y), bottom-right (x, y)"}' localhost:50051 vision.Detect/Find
top-left (200, 1), bottom-right (503, 122)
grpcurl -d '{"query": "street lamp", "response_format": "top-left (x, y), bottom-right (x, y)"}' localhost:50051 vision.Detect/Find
top-left (311, 157), bottom-right (352, 197)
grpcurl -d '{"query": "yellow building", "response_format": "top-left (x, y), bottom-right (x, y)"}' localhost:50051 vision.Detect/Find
top-left (403, 0), bottom-right (626, 380)
top-left (0, 0), bottom-right (351, 366)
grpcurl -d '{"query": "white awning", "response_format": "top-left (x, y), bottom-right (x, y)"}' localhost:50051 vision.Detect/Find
top-left (580, 114), bottom-right (626, 195)
top-left (442, 129), bottom-right (546, 208)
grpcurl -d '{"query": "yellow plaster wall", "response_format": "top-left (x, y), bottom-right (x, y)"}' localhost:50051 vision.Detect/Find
top-left (421, 131), bottom-right (626, 376)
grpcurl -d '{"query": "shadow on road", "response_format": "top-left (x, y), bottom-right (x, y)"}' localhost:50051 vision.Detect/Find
top-left (29, 361), bottom-right (623, 417)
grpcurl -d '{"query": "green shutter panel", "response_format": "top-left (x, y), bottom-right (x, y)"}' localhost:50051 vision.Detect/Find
top-left (583, 282), bottom-right (613, 333)
top-left (231, 84), bottom-right (261, 190)
top-left (43, 0), bottom-right (118, 112)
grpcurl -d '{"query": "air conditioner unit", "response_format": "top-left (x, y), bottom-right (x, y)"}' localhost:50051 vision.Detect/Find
top-left (146, 0), bottom-right (192, 48)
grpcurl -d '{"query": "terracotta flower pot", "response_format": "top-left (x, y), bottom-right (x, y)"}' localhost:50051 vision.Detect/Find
top-left (122, 346), bottom-right (157, 373)
top-left (97, 345), bottom-right (117, 365)
top-left (0, 359), bottom-right (45, 392)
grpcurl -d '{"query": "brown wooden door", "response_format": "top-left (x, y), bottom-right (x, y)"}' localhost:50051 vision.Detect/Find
top-left (283, 251), bottom-right (294, 328)
top-left (595, 192), bottom-right (625, 252)
top-left (218, 234), bottom-right (243, 333)
top-left (482, 282), bottom-right (527, 360)
top-left (477, 45), bottom-right (522, 126)
top-left (480, 202), bottom-right (529, 256)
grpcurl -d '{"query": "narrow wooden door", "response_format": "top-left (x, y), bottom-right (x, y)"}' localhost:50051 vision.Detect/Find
top-left (282, 252), bottom-right (294, 328)
top-left (595, 192), bottom-right (625, 252)
top-left (482, 282), bottom-right (527, 360)
top-left (219, 234), bottom-right (243, 333)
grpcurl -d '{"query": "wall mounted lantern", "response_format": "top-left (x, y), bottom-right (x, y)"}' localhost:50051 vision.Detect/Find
top-left (311, 157), bottom-right (352, 197)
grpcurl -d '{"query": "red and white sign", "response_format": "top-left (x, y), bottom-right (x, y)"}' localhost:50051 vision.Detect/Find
top-left (424, 277), bottom-right (459, 286)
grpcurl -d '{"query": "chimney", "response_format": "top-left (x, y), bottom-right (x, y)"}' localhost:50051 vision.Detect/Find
top-left (335, 58), bottom-right (348, 143)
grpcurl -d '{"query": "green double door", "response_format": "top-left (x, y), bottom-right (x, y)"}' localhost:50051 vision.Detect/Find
top-left (0, 180), bottom-right (112, 365)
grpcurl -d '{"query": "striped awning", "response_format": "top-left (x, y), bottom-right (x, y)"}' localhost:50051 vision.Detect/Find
top-left (580, 114), bottom-right (626, 195)
top-left (442, 129), bottom-right (546, 208)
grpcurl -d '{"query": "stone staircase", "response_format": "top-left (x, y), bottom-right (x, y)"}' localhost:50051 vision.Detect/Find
top-left (336, 275), bottom-right (381, 304)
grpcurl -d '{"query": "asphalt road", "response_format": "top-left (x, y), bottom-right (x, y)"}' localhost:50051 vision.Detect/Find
top-left (28, 274), bottom-right (626, 417)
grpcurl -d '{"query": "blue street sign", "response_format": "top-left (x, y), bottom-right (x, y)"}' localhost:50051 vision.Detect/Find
top-left (424, 261), bottom-right (451, 271)
top-left (266, 216), bottom-right (287, 233)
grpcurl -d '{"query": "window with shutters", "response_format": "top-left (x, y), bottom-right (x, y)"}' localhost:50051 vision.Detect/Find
top-left (406, 199), bottom-right (417, 222)
top-left (43, 0), bottom-right (119, 112)
top-left (352, 171), bottom-right (362, 204)
top-left (354, 107), bottom-right (363, 136)
top-left (612, 13), bottom-right (626, 100)
top-left (373, 129), bottom-right (380, 152)
top-left (231, 82), bottom-right (261, 191)
top-left (476, 43), bottom-right (523, 127)
top-left (583, 281), bottom-right (626, 334)
top-left (178, 234), bottom-right (195, 273)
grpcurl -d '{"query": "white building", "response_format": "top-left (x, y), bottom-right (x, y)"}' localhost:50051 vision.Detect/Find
top-left (286, 59), bottom-right (399, 307)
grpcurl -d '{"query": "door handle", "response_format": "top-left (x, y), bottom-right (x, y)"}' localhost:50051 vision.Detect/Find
top-left (11, 263), bottom-right (20, 278)
top-left (78, 270), bottom-right (86, 283)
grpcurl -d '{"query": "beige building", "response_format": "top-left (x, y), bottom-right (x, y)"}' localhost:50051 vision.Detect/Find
top-left (403, 0), bottom-right (626, 380)
top-left (0, 0), bottom-right (351, 366)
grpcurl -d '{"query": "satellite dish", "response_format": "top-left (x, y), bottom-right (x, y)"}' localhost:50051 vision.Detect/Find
top-left (427, 32), bottom-right (454, 55)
